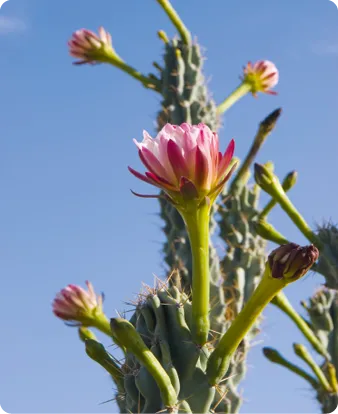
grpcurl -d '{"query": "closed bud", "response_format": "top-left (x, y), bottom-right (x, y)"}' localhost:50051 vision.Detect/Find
top-left (254, 163), bottom-right (277, 195)
top-left (268, 243), bottom-right (319, 281)
top-left (282, 171), bottom-right (298, 192)
top-left (263, 347), bottom-right (283, 363)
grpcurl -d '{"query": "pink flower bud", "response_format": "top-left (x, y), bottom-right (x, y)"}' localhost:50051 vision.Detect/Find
top-left (242, 60), bottom-right (279, 96)
top-left (129, 123), bottom-right (237, 205)
top-left (52, 281), bottom-right (103, 323)
top-left (68, 27), bottom-right (113, 65)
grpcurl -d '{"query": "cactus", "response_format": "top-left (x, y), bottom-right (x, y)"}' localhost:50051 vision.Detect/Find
top-left (53, 1), bottom-right (338, 413)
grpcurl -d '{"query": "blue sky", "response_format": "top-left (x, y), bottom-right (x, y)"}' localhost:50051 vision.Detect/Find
top-left (0, 0), bottom-right (337, 413)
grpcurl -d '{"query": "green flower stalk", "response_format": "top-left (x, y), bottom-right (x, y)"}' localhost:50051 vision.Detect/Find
top-left (217, 60), bottom-right (279, 114)
top-left (254, 219), bottom-right (289, 245)
top-left (254, 163), bottom-right (320, 246)
top-left (207, 243), bottom-right (319, 385)
top-left (263, 347), bottom-right (319, 389)
top-left (293, 343), bottom-right (333, 393)
top-left (110, 318), bottom-right (178, 408)
top-left (271, 291), bottom-right (330, 359)
top-left (129, 123), bottom-right (237, 344)
top-left (259, 170), bottom-right (298, 219)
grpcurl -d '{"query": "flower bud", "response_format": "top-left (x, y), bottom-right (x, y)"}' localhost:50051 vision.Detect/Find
top-left (52, 281), bottom-right (103, 324)
top-left (242, 60), bottom-right (279, 96)
top-left (68, 27), bottom-right (114, 65)
top-left (254, 163), bottom-right (278, 195)
top-left (282, 171), bottom-right (298, 192)
top-left (268, 243), bottom-right (319, 281)
top-left (263, 347), bottom-right (284, 363)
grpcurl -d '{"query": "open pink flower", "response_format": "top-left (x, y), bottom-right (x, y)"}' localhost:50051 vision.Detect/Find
top-left (53, 281), bottom-right (103, 323)
top-left (68, 27), bottom-right (113, 65)
top-left (129, 123), bottom-right (236, 205)
top-left (242, 60), bottom-right (279, 96)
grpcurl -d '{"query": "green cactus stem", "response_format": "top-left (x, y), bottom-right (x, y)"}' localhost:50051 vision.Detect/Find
top-left (85, 339), bottom-right (125, 391)
top-left (271, 292), bottom-right (330, 359)
top-left (253, 219), bottom-right (289, 245)
top-left (293, 344), bottom-right (333, 393)
top-left (180, 202), bottom-right (210, 345)
top-left (207, 265), bottom-right (292, 385)
top-left (254, 163), bottom-right (320, 246)
top-left (259, 170), bottom-right (297, 219)
top-left (263, 347), bottom-right (319, 389)
top-left (230, 108), bottom-right (282, 194)
top-left (110, 317), bottom-right (178, 408)
top-left (217, 83), bottom-right (252, 114)
top-left (156, 0), bottom-right (191, 45)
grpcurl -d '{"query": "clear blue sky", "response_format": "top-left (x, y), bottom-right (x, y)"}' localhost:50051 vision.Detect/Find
top-left (0, 0), bottom-right (337, 413)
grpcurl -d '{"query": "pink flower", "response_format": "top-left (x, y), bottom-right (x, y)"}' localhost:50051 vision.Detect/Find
top-left (129, 123), bottom-right (236, 205)
top-left (52, 281), bottom-right (103, 323)
top-left (68, 27), bottom-right (113, 65)
top-left (242, 60), bottom-right (279, 96)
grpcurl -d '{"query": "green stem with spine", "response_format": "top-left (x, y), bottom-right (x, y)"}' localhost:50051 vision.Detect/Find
top-left (181, 203), bottom-right (210, 345)
top-left (207, 268), bottom-right (287, 385)
top-left (272, 292), bottom-right (330, 359)
top-left (217, 82), bottom-right (251, 115)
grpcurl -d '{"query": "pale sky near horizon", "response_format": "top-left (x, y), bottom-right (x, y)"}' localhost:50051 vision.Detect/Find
top-left (0, 0), bottom-right (338, 413)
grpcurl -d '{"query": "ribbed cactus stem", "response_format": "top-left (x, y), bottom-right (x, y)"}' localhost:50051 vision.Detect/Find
top-left (263, 347), bottom-right (319, 389)
top-left (272, 292), bottom-right (331, 359)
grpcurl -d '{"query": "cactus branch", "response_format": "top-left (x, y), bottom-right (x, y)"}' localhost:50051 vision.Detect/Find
top-left (230, 109), bottom-right (282, 194)
top-left (272, 292), bottom-right (331, 359)
top-left (263, 347), bottom-right (320, 389)
top-left (293, 344), bottom-right (333, 393)
top-left (110, 318), bottom-right (178, 407)
top-left (181, 202), bottom-right (210, 345)
top-left (217, 82), bottom-right (251, 115)
top-left (207, 267), bottom-right (286, 385)
top-left (156, 0), bottom-right (191, 45)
